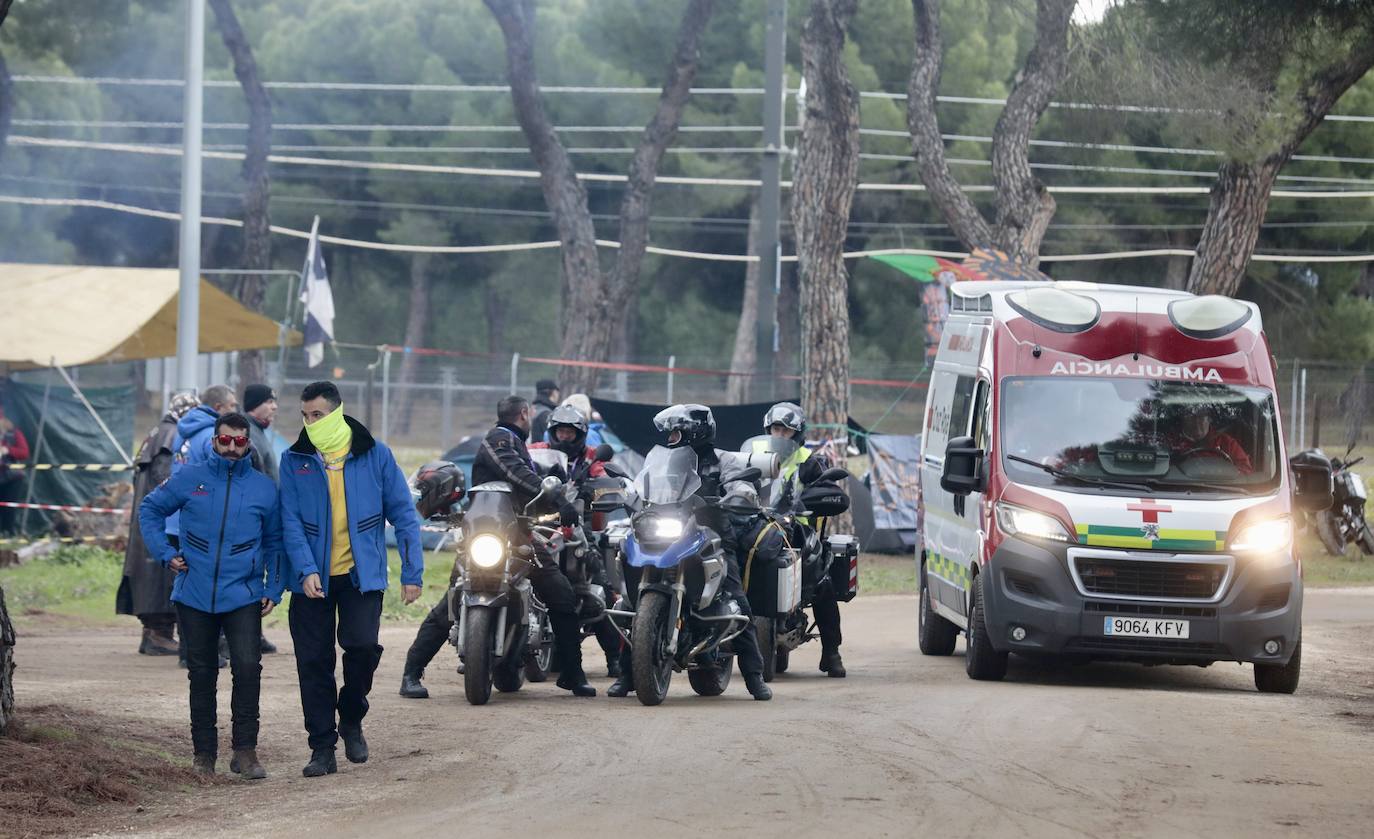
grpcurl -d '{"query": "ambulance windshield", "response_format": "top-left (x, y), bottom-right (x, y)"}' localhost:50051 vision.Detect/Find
top-left (1001, 377), bottom-right (1280, 495)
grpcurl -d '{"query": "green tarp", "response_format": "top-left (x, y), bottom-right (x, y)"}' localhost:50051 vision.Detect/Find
top-left (1, 379), bottom-right (134, 536)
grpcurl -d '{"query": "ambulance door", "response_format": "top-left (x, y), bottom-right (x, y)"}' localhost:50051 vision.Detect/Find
top-left (954, 377), bottom-right (992, 616)
top-left (922, 368), bottom-right (979, 616)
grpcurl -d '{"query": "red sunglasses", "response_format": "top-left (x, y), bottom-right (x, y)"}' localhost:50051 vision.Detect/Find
top-left (216, 434), bottom-right (250, 447)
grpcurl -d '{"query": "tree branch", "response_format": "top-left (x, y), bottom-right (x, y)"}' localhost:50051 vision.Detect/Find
top-left (608, 0), bottom-right (715, 322)
top-left (906, 0), bottom-right (993, 250)
top-left (989, 0), bottom-right (1075, 262)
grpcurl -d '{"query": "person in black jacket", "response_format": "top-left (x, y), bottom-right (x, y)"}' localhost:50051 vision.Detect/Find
top-left (528, 379), bottom-right (560, 444)
top-left (451, 395), bottom-right (594, 697)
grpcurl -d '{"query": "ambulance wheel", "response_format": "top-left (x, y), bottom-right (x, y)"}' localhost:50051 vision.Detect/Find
top-left (965, 573), bottom-right (1007, 681)
top-left (918, 561), bottom-right (958, 656)
top-left (1254, 638), bottom-right (1301, 694)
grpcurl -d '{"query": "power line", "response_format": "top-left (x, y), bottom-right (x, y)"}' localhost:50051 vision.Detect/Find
top-left (4, 193), bottom-right (1372, 262)
top-left (13, 73), bottom-right (1374, 124)
top-left (13, 134), bottom-right (1374, 198)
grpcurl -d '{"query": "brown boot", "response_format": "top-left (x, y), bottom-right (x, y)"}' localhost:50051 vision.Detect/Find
top-left (229, 749), bottom-right (267, 780)
top-left (139, 627), bottom-right (179, 656)
top-left (192, 753), bottom-right (216, 775)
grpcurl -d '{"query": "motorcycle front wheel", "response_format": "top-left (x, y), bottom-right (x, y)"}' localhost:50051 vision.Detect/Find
top-left (463, 606), bottom-right (495, 706)
top-left (687, 652), bottom-right (734, 696)
top-left (631, 590), bottom-right (675, 706)
top-left (1315, 510), bottom-right (1348, 557)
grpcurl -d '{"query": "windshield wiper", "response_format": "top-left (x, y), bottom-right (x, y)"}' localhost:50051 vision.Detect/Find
top-left (1145, 477), bottom-right (1257, 495)
top-left (1006, 454), bottom-right (1156, 494)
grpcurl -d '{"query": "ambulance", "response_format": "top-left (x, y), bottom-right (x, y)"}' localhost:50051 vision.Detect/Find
top-left (917, 280), bottom-right (1333, 692)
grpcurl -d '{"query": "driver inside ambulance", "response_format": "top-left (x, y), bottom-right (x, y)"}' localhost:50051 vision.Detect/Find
top-left (1166, 405), bottom-right (1253, 474)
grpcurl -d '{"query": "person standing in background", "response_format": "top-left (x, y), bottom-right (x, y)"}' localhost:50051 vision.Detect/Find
top-left (0, 402), bottom-right (32, 535)
top-left (117, 392), bottom-right (200, 655)
top-left (529, 378), bottom-right (560, 443)
top-left (243, 384), bottom-right (279, 484)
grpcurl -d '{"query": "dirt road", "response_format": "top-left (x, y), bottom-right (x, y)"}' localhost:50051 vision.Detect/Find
top-left (12, 590), bottom-right (1374, 838)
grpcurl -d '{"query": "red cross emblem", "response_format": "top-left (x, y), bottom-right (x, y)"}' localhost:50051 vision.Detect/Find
top-left (1127, 498), bottom-right (1172, 524)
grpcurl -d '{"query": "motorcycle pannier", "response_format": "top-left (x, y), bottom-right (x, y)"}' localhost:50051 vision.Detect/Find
top-left (743, 523), bottom-right (799, 618)
top-left (825, 534), bottom-right (859, 602)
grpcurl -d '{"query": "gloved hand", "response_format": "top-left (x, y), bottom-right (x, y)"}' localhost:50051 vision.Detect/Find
top-left (559, 500), bottom-right (580, 527)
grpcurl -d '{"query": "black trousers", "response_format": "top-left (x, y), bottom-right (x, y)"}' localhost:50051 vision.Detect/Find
top-left (403, 598), bottom-right (453, 676)
top-left (289, 574), bottom-right (383, 751)
top-left (812, 585), bottom-right (843, 650)
top-left (176, 601), bottom-right (261, 756)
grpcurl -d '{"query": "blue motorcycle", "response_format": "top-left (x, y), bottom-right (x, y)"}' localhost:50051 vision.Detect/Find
top-left (616, 446), bottom-right (764, 706)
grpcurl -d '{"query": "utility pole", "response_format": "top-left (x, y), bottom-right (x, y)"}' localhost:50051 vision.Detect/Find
top-left (756, 0), bottom-right (786, 401)
top-left (176, 0), bottom-right (205, 392)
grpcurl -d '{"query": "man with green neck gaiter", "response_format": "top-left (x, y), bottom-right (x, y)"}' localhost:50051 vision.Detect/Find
top-left (277, 381), bottom-right (423, 779)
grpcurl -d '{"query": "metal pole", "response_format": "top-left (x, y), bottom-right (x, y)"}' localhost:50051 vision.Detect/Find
top-left (54, 364), bottom-right (135, 467)
top-left (510, 353), bottom-right (520, 394)
top-left (666, 355), bottom-right (676, 404)
top-left (175, 0), bottom-right (205, 392)
top-left (440, 367), bottom-right (455, 449)
top-left (1299, 367), bottom-right (1308, 449)
top-left (18, 372), bottom-right (54, 536)
top-left (1289, 357), bottom-right (1299, 449)
top-left (756, 0), bottom-right (786, 403)
top-left (381, 348), bottom-right (392, 443)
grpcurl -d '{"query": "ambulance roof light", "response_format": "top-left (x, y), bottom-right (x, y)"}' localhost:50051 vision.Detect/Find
top-left (1168, 295), bottom-right (1252, 339)
top-left (1006, 286), bottom-right (1100, 334)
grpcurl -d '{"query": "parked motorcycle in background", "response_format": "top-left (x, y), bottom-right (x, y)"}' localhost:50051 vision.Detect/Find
top-left (1308, 446), bottom-right (1374, 557)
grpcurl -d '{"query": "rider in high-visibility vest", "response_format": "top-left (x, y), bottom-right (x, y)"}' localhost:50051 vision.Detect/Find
top-left (753, 402), bottom-right (847, 678)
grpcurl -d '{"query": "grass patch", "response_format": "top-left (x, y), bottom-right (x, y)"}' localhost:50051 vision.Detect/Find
top-left (0, 546), bottom-right (123, 623)
top-left (1298, 530), bottom-right (1374, 587)
top-left (859, 552), bottom-right (917, 596)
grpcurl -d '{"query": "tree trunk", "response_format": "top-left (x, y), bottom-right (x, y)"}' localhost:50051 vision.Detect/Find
top-left (727, 201), bottom-right (763, 404)
top-left (908, 0), bottom-right (1074, 265)
top-left (606, 0), bottom-right (715, 362)
top-left (208, 0), bottom-right (273, 388)
top-left (484, 0), bottom-right (713, 394)
top-left (397, 252), bottom-right (432, 435)
top-left (793, 0), bottom-right (860, 509)
top-left (0, 0), bottom-right (12, 30)
top-left (1189, 37), bottom-right (1374, 297)
top-left (484, 0), bottom-right (607, 394)
top-left (0, 586), bottom-right (14, 735)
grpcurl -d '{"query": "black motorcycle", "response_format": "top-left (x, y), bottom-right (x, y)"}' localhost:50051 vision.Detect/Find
top-left (1310, 446), bottom-right (1374, 557)
top-left (449, 474), bottom-right (566, 706)
top-left (744, 464), bottom-right (858, 680)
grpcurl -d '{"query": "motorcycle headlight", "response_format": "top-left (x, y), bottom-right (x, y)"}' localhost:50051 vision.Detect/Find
top-left (468, 533), bottom-right (505, 569)
top-left (1229, 516), bottom-right (1292, 553)
top-left (995, 502), bottom-right (1072, 543)
top-left (650, 516), bottom-right (684, 540)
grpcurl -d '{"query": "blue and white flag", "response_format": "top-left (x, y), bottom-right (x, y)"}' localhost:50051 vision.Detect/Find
top-left (300, 216), bottom-right (335, 368)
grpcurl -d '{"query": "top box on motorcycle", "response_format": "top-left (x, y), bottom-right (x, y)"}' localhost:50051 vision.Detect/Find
top-left (800, 481), bottom-right (850, 517)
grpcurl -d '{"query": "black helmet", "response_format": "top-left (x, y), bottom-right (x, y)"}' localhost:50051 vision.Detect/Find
top-left (546, 404), bottom-right (589, 456)
top-left (654, 403), bottom-right (716, 450)
top-left (763, 402), bottom-right (806, 441)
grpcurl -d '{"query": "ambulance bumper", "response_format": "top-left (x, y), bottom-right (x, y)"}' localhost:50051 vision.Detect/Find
top-left (982, 537), bottom-right (1303, 666)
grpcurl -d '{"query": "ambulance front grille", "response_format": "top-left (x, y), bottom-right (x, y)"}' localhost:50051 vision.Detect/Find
top-left (1074, 557), bottom-right (1224, 600)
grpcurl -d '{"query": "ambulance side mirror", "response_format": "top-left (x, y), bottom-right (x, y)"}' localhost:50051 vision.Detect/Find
top-left (941, 436), bottom-right (985, 496)
top-left (1289, 451), bottom-right (1334, 513)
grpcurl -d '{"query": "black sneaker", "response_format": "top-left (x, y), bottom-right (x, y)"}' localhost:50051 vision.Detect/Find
top-left (338, 721), bottom-right (369, 763)
top-left (399, 671), bottom-right (429, 699)
top-left (744, 673), bottom-right (773, 701)
top-left (302, 748), bottom-right (337, 778)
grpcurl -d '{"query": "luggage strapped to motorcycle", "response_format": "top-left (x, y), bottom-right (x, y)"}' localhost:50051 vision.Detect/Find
top-left (742, 518), bottom-right (791, 591)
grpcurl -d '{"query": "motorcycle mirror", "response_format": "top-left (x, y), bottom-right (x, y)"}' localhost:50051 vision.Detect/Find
top-left (603, 463), bottom-right (628, 479)
top-left (593, 443), bottom-right (615, 463)
top-left (540, 475), bottom-right (562, 494)
top-left (816, 467), bottom-right (852, 484)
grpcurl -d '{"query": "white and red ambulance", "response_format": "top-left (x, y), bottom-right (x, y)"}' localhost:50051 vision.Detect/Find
top-left (917, 281), bottom-right (1333, 692)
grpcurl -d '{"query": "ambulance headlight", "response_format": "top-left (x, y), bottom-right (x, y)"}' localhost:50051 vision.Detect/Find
top-left (468, 534), bottom-right (506, 569)
top-left (995, 502), bottom-right (1072, 543)
top-left (1229, 516), bottom-right (1292, 553)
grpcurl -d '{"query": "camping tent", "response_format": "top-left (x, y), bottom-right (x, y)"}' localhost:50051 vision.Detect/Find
top-left (0, 264), bottom-right (301, 536)
top-left (0, 263), bottom-right (299, 369)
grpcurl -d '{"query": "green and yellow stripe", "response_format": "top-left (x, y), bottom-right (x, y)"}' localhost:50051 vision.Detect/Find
top-left (1075, 523), bottom-right (1225, 552)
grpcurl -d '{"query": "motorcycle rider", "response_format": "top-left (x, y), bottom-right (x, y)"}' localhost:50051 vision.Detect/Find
top-left (753, 402), bottom-right (847, 677)
top-left (531, 404), bottom-right (624, 677)
top-left (607, 404), bottom-right (773, 701)
top-left (400, 396), bottom-right (595, 699)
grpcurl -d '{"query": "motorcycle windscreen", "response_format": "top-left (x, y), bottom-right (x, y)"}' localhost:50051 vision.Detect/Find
top-left (465, 487), bottom-right (517, 533)
top-left (634, 445), bottom-right (702, 504)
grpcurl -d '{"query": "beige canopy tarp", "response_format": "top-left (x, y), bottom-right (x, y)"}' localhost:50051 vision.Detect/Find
top-left (0, 263), bottom-right (300, 369)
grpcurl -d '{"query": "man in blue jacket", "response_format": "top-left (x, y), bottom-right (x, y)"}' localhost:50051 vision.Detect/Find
top-left (280, 381), bottom-right (423, 779)
top-left (139, 411), bottom-right (282, 780)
